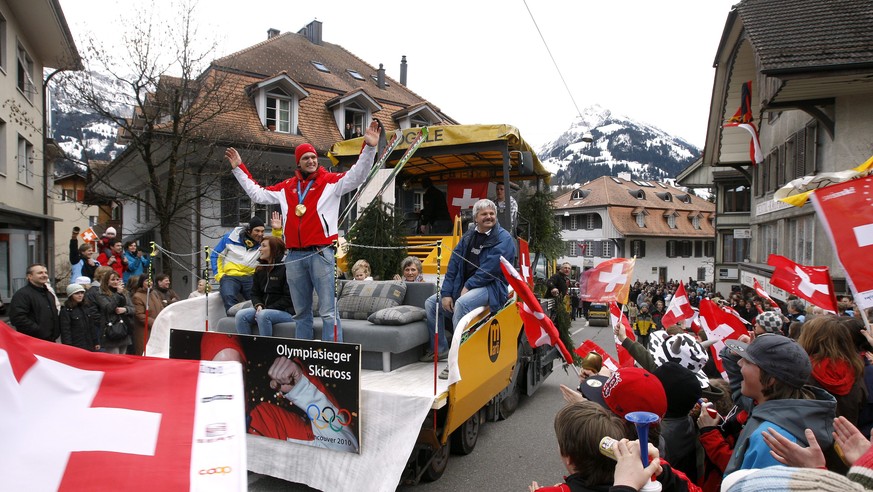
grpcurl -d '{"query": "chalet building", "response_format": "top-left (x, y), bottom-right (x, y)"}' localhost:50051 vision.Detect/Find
top-left (52, 167), bottom-right (100, 285)
top-left (678, 0), bottom-right (873, 299)
top-left (0, 0), bottom-right (80, 301)
top-left (89, 20), bottom-right (454, 293)
top-left (553, 175), bottom-right (716, 284)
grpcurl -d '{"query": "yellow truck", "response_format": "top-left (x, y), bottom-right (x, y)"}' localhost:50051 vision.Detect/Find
top-left (149, 124), bottom-right (562, 490)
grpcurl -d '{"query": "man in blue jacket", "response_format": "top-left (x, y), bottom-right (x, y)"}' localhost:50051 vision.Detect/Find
top-left (421, 199), bottom-right (516, 363)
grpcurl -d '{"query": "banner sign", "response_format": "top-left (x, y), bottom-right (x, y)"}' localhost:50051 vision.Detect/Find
top-left (170, 330), bottom-right (362, 454)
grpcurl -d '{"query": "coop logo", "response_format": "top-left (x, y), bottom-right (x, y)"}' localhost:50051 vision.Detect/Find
top-left (199, 466), bottom-right (232, 475)
top-left (205, 423), bottom-right (227, 437)
top-left (487, 319), bottom-right (501, 363)
top-left (201, 394), bottom-right (234, 403)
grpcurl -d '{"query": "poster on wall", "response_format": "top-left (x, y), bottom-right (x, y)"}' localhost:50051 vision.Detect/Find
top-left (170, 330), bottom-right (362, 454)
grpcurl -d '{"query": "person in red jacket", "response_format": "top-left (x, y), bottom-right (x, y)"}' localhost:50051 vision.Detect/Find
top-left (97, 239), bottom-right (128, 279)
top-left (224, 120), bottom-right (380, 343)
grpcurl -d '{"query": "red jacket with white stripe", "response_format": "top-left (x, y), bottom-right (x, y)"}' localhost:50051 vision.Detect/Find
top-left (232, 145), bottom-right (376, 248)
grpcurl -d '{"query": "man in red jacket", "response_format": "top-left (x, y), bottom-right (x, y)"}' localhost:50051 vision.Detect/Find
top-left (224, 121), bottom-right (380, 342)
top-left (97, 239), bottom-right (128, 279)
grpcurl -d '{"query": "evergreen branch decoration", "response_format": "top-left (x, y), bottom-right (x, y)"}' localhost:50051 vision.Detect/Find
top-left (346, 197), bottom-right (408, 280)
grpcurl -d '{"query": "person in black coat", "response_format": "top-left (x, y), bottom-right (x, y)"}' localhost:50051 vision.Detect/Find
top-left (59, 283), bottom-right (99, 351)
top-left (8, 264), bottom-right (59, 342)
top-left (235, 236), bottom-right (295, 337)
top-left (94, 271), bottom-right (132, 354)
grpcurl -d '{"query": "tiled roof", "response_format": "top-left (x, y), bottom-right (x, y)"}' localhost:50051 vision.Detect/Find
top-left (554, 176), bottom-right (715, 238)
top-left (736, 0), bottom-right (873, 73)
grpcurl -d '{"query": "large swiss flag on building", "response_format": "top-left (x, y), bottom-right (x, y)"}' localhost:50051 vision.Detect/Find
top-left (811, 176), bottom-right (873, 310)
top-left (446, 179), bottom-right (490, 220)
top-left (0, 323), bottom-right (246, 491)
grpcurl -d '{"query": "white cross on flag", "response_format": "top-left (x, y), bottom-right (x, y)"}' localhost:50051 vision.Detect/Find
top-left (0, 323), bottom-right (246, 491)
top-left (661, 283), bottom-right (695, 329)
top-left (579, 258), bottom-right (635, 304)
top-left (767, 254), bottom-right (838, 312)
top-left (446, 179), bottom-right (489, 220)
top-left (79, 227), bottom-right (98, 243)
top-left (698, 299), bottom-right (748, 380)
top-left (518, 238), bottom-right (534, 287)
top-left (811, 175), bottom-right (873, 310)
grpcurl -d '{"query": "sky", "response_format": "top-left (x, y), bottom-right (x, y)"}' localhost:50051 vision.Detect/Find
top-left (57, 0), bottom-right (738, 150)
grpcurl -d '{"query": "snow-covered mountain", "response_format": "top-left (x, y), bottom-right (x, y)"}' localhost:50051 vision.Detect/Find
top-left (539, 105), bottom-right (700, 186)
top-left (49, 70), bottom-right (131, 163)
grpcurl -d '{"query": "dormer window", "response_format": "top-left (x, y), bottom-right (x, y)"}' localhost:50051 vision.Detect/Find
top-left (252, 74), bottom-right (309, 134)
top-left (571, 189), bottom-right (590, 200)
top-left (628, 189), bottom-right (645, 200)
top-left (656, 192), bottom-right (672, 202)
top-left (393, 104), bottom-right (441, 130)
top-left (327, 89), bottom-right (382, 139)
top-left (692, 215), bottom-right (701, 229)
top-left (664, 209), bottom-right (678, 229)
top-left (676, 194), bottom-right (692, 204)
top-left (633, 207), bottom-right (648, 228)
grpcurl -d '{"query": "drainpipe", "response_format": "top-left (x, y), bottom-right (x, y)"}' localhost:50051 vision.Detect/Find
top-left (43, 68), bottom-right (67, 280)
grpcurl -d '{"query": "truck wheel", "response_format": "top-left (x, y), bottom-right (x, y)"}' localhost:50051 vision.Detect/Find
top-left (450, 409), bottom-right (481, 455)
top-left (422, 442), bottom-right (450, 482)
top-left (499, 341), bottom-right (525, 420)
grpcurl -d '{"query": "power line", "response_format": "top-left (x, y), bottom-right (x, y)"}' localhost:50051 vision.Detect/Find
top-left (522, 0), bottom-right (584, 121)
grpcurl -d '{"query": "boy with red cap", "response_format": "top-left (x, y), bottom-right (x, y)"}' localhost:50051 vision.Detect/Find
top-left (224, 121), bottom-right (380, 342)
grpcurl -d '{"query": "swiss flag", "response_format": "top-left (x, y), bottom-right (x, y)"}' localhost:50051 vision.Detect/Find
top-left (500, 257), bottom-right (574, 365)
top-left (811, 175), bottom-right (873, 310)
top-left (661, 283), bottom-right (695, 329)
top-left (609, 302), bottom-right (636, 368)
top-left (518, 238), bottom-right (534, 287)
top-left (79, 227), bottom-right (98, 243)
top-left (579, 258), bottom-right (635, 304)
top-left (0, 323), bottom-right (246, 491)
top-left (698, 299), bottom-right (747, 380)
top-left (752, 278), bottom-right (780, 313)
top-left (446, 179), bottom-right (490, 221)
top-left (574, 340), bottom-right (620, 372)
top-left (767, 255), bottom-right (839, 312)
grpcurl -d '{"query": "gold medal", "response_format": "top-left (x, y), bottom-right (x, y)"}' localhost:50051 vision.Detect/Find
top-left (295, 204), bottom-right (307, 217)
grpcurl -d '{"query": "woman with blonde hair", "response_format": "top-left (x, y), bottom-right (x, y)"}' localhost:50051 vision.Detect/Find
top-left (798, 315), bottom-right (865, 425)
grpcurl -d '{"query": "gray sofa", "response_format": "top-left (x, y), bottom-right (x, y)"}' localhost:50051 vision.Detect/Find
top-left (215, 281), bottom-right (436, 372)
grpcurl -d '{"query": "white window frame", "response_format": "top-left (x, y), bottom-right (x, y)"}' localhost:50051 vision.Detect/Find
top-left (17, 135), bottom-right (33, 187)
top-left (569, 214), bottom-right (578, 230)
top-left (636, 213), bottom-right (645, 228)
top-left (265, 88), bottom-right (293, 133)
top-left (16, 42), bottom-right (35, 101)
top-left (667, 214), bottom-right (677, 229)
top-left (583, 240), bottom-right (595, 257)
top-left (62, 188), bottom-right (75, 201)
top-left (691, 215), bottom-right (701, 230)
top-left (602, 241), bottom-right (613, 258)
top-left (788, 215), bottom-right (814, 265)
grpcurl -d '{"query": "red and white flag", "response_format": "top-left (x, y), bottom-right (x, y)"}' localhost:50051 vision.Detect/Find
top-left (609, 302), bottom-right (636, 368)
top-left (661, 283), bottom-right (695, 329)
top-left (446, 179), bottom-right (490, 221)
top-left (0, 323), bottom-right (246, 491)
top-left (723, 80), bottom-right (763, 165)
top-left (579, 258), bottom-right (635, 304)
top-left (518, 238), bottom-right (534, 287)
top-left (79, 227), bottom-right (98, 243)
top-left (574, 340), bottom-right (620, 373)
top-left (500, 257), bottom-right (574, 365)
top-left (698, 299), bottom-right (748, 380)
top-left (767, 254), bottom-right (838, 312)
top-left (811, 175), bottom-right (873, 310)
top-left (752, 278), bottom-right (781, 313)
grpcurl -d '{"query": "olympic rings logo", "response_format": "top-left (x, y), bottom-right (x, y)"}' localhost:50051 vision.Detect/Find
top-left (199, 466), bottom-right (232, 475)
top-left (307, 403), bottom-right (353, 432)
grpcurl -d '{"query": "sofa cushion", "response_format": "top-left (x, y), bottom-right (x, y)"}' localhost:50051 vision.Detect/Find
top-left (368, 305), bottom-right (426, 325)
top-left (337, 281), bottom-right (407, 320)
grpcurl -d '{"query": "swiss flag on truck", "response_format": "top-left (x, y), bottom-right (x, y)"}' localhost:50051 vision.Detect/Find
top-left (446, 179), bottom-right (489, 220)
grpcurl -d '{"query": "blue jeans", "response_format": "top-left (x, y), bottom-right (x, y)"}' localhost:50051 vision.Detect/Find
top-left (235, 307), bottom-right (295, 337)
top-left (219, 275), bottom-right (253, 313)
top-left (424, 287), bottom-right (489, 354)
top-left (286, 248), bottom-right (342, 342)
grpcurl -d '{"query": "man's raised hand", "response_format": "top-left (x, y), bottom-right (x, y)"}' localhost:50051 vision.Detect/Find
top-left (225, 147), bottom-right (242, 169)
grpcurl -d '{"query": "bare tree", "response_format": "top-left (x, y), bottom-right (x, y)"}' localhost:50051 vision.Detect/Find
top-left (57, 1), bottom-right (248, 277)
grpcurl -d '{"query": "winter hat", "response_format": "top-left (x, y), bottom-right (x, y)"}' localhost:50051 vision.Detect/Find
top-left (74, 276), bottom-right (92, 286)
top-left (199, 332), bottom-right (246, 364)
top-left (247, 216), bottom-right (265, 231)
top-left (579, 367), bottom-right (667, 419)
top-left (649, 331), bottom-right (711, 388)
top-left (66, 283), bottom-right (86, 296)
top-left (104, 226), bottom-right (117, 237)
top-left (295, 143), bottom-right (317, 164)
top-left (722, 466), bottom-right (865, 492)
top-left (653, 362), bottom-right (702, 418)
top-left (725, 334), bottom-right (812, 389)
top-left (756, 311), bottom-right (783, 334)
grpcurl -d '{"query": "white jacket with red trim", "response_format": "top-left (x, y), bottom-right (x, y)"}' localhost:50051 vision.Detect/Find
top-left (232, 145), bottom-right (376, 248)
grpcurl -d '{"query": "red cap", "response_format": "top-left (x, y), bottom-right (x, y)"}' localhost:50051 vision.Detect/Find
top-left (579, 367), bottom-right (667, 419)
top-left (295, 143), bottom-right (317, 164)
